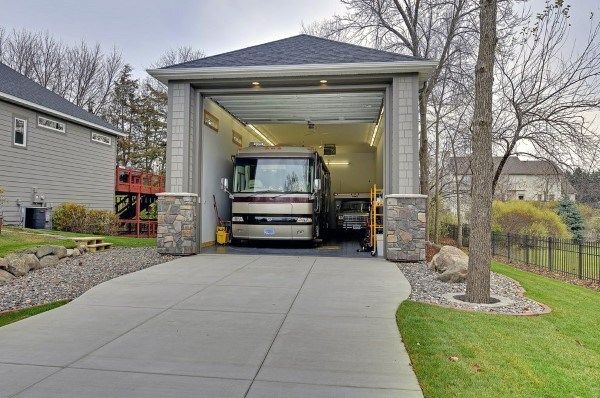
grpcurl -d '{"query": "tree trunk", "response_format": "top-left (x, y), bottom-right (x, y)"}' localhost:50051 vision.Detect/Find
top-left (419, 91), bottom-right (429, 196)
top-left (433, 119), bottom-right (441, 243)
top-left (466, 0), bottom-right (497, 303)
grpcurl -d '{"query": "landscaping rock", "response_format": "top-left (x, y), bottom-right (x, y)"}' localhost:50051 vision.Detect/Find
top-left (35, 245), bottom-right (56, 259)
top-left (437, 265), bottom-right (468, 283)
top-left (39, 255), bottom-right (60, 268)
top-left (53, 246), bottom-right (68, 259)
top-left (77, 244), bottom-right (88, 253)
top-left (35, 245), bottom-right (68, 259)
top-left (430, 245), bottom-right (468, 274)
top-left (71, 248), bottom-right (81, 257)
top-left (5, 254), bottom-right (33, 276)
top-left (0, 257), bottom-right (8, 271)
top-left (24, 254), bottom-right (42, 270)
top-left (0, 269), bottom-right (14, 284)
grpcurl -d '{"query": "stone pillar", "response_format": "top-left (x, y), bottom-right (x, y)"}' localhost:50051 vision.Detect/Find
top-left (156, 193), bottom-right (198, 255)
top-left (385, 194), bottom-right (427, 262)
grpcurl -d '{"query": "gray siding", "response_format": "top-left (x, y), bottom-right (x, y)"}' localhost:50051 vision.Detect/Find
top-left (0, 100), bottom-right (116, 225)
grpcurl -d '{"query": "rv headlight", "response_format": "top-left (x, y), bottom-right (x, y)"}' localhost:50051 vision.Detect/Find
top-left (232, 216), bottom-right (244, 222)
top-left (296, 217), bottom-right (312, 223)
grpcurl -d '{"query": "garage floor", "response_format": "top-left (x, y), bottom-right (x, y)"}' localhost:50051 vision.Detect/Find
top-left (202, 233), bottom-right (375, 258)
top-left (0, 254), bottom-right (421, 397)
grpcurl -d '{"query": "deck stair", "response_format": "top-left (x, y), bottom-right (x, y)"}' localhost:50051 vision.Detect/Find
top-left (71, 237), bottom-right (113, 252)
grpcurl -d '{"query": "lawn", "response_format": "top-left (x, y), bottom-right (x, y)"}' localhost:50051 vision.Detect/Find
top-left (0, 301), bottom-right (68, 328)
top-left (0, 228), bottom-right (76, 256)
top-left (0, 227), bottom-right (155, 256)
top-left (397, 261), bottom-right (600, 398)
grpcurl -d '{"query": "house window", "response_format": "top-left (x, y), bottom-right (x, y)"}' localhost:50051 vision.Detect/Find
top-left (13, 117), bottom-right (27, 147)
top-left (38, 116), bottom-right (66, 133)
top-left (518, 194), bottom-right (525, 200)
top-left (91, 132), bottom-right (112, 146)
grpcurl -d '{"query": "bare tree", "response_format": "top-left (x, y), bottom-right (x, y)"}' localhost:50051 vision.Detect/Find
top-left (0, 28), bottom-right (123, 116)
top-left (466, 0), bottom-right (498, 303)
top-left (492, 1), bottom-right (600, 189)
top-left (152, 46), bottom-right (205, 69)
top-left (303, 0), bottom-right (476, 195)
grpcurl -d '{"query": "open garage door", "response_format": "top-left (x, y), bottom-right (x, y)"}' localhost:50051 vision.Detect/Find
top-left (197, 88), bottom-right (386, 258)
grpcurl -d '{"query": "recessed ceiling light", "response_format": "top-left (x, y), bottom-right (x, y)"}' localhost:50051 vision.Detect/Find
top-left (252, 81), bottom-right (260, 86)
top-left (320, 79), bottom-right (328, 84)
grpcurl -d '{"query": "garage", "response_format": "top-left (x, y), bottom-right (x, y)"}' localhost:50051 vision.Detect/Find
top-left (148, 34), bottom-right (435, 261)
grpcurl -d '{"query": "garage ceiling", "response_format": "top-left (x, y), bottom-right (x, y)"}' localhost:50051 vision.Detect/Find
top-left (254, 123), bottom-right (374, 147)
top-left (210, 92), bottom-right (384, 124)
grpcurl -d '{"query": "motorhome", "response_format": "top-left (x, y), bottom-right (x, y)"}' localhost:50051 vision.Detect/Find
top-left (221, 145), bottom-right (330, 242)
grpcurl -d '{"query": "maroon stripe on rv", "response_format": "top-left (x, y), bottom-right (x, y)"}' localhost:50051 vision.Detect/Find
top-left (233, 196), bottom-right (312, 203)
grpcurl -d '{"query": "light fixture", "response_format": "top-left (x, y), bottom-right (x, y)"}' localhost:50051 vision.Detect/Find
top-left (326, 161), bottom-right (350, 166)
top-left (252, 81), bottom-right (260, 86)
top-left (369, 106), bottom-right (385, 147)
top-left (319, 79), bottom-right (328, 84)
top-left (247, 124), bottom-right (275, 146)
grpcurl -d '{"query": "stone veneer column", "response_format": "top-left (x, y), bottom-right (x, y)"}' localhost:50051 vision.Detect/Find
top-left (156, 193), bottom-right (198, 255)
top-left (385, 194), bottom-right (427, 262)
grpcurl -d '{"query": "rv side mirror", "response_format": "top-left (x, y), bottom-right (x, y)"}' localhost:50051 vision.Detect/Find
top-left (314, 178), bottom-right (322, 192)
top-left (220, 178), bottom-right (229, 191)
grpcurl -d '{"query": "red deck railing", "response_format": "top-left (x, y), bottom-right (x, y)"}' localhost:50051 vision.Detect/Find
top-left (115, 166), bottom-right (165, 238)
top-left (115, 166), bottom-right (165, 194)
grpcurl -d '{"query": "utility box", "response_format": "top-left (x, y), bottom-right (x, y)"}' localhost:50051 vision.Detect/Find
top-left (25, 207), bottom-right (47, 229)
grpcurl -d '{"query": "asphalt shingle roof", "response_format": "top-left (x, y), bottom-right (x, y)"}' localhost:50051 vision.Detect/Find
top-left (163, 34), bottom-right (426, 69)
top-left (0, 62), bottom-right (120, 135)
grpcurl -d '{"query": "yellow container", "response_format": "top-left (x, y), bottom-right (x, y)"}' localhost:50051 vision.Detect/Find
top-left (216, 226), bottom-right (229, 245)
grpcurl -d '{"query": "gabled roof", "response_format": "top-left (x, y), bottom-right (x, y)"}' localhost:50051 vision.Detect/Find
top-left (0, 62), bottom-right (122, 136)
top-left (163, 34), bottom-right (426, 69)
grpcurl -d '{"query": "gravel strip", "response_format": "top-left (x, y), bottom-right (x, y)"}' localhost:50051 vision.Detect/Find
top-left (397, 262), bottom-right (549, 315)
top-left (0, 248), bottom-right (175, 312)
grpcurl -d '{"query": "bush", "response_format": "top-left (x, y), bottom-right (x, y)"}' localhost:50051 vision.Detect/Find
top-left (492, 200), bottom-right (571, 238)
top-left (557, 198), bottom-right (585, 241)
top-left (52, 203), bottom-right (118, 235)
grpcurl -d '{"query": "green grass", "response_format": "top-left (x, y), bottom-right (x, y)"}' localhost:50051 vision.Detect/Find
top-left (0, 301), bottom-right (68, 328)
top-left (0, 228), bottom-right (76, 256)
top-left (0, 227), bottom-right (155, 256)
top-left (397, 261), bottom-right (600, 398)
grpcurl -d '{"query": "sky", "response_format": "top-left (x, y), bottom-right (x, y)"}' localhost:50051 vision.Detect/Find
top-left (0, 0), bottom-right (346, 78)
top-left (0, 0), bottom-right (598, 78)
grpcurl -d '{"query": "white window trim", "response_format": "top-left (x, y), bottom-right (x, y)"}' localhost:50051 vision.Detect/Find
top-left (13, 117), bottom-right (27, 147)
top-left (38, 115), bottom-right (66, 133)
top-left (91, 131), bottom-right (112, 146)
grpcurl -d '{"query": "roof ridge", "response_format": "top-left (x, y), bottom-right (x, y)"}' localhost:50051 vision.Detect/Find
top-left (299, 34), bottom-right (427, 61)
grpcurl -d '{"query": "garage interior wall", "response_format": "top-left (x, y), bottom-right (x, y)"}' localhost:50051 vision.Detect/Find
top-left (320, 146), bottom-right (376, 194)
top-left (200, 99), bottom-right (257, 246)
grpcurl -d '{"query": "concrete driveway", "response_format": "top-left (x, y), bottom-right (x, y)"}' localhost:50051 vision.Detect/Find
top-left (0, 254), bottom-right (422, 397)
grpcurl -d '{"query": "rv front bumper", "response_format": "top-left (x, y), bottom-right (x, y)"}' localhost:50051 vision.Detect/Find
top-left (232, 223), bottom-right (313, 240)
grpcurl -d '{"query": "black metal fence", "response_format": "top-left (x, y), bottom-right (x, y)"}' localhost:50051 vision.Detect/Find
top-left (444, 225), bottom-right (600, 282)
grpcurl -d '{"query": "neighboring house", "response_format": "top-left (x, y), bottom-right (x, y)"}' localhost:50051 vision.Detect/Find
top-left (445, 156), bottom-right (576, 218)
top-left (0, 62), bottom-right (123, 226)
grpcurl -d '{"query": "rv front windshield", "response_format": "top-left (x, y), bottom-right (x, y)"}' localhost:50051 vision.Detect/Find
top-left (233, 157), bottom-right (314, 193)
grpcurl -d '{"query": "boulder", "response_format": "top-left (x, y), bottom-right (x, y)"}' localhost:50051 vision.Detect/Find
top-left (24, 254), bottom-right (41, 270)
top-left (0, 257), bottom-right (8, 271)
top-left (4, 254), bottom-right (33, 276)
top-left (429, 245), bottom-right (469, 273)
top-left (39, 255), bottom-right (60, 268)
top-left (53, 246), bottom-right (68, 259)
top-left (71, 248), bottom-right (81, 257)
top-left (77, 244), bottom-right (88, 253)
top-left (0, 269), bottom-right (14, 284)
top-left (436, 265), bottom-right (468, 283)
top-left (35, 245), bottom-right (55, 259)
